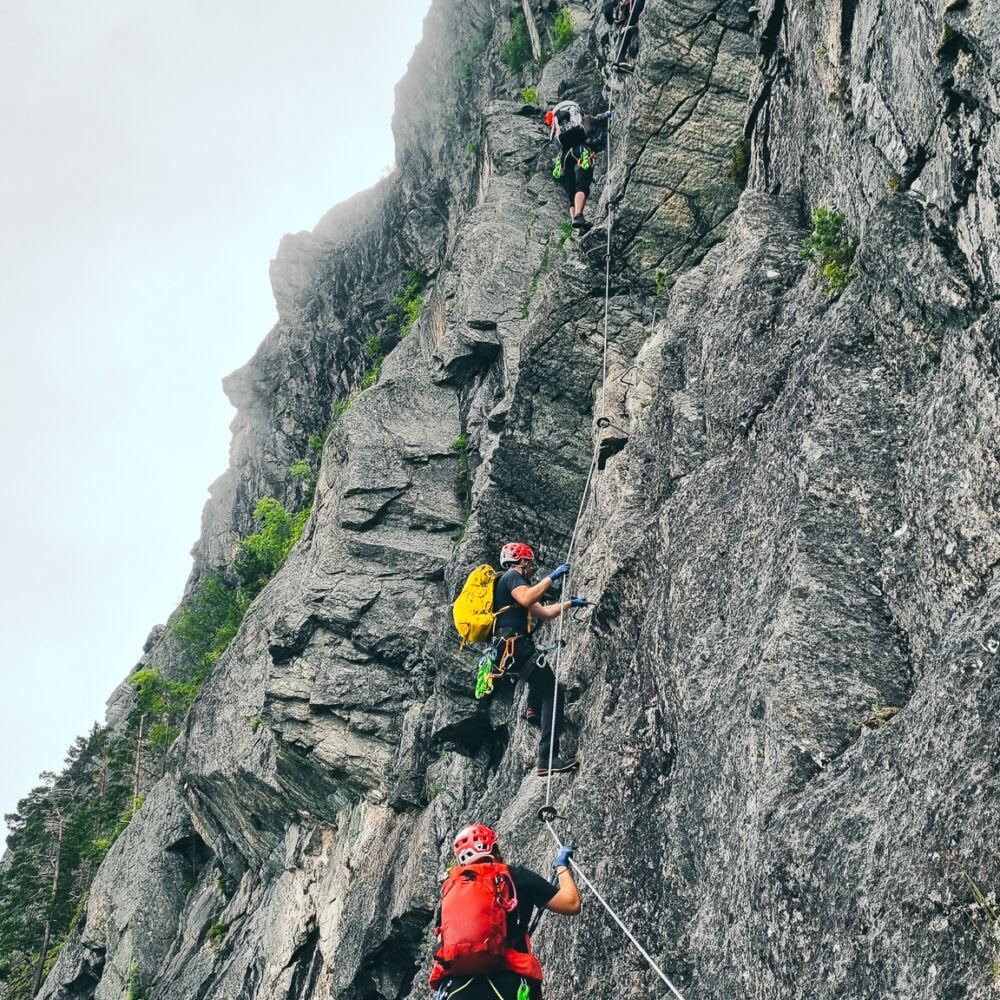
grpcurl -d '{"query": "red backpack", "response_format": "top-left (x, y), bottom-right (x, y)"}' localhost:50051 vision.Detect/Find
top-left (432, 862), bottom-right (517, 976)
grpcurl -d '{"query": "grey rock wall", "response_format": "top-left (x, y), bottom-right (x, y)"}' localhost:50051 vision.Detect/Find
top-left (37, 0), bottom-right (1000, 998)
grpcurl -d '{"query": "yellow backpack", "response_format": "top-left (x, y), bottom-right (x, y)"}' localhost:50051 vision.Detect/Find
top-left (452, 565), bottom-right (500, 648)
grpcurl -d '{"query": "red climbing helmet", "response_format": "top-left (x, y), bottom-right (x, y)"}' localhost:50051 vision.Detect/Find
top-left (500, 542), bottom-right (535, 567)
top-left (453, 824), bottom-right (499, 865)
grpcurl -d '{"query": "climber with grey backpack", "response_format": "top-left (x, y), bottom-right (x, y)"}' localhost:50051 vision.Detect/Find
top-left (545, 100), bottom-right (611, 232)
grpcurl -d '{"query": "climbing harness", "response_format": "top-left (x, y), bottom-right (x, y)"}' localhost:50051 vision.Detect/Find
top-left (475, 635), bottom-right (519, 699)
top-left (537, 809), bottom-right (687, 1000)
top-left (553, 144), bottom-right (594, 182)
top-left (477, 639), bottom-right (561, 700)
top-left (437, 978), bottom-right (528, 1000)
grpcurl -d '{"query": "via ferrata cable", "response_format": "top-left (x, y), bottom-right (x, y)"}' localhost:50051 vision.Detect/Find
top-left (542, 819), bottom-right (687, 1000)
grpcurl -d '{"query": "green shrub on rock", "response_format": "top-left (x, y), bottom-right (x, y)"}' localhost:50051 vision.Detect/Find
top-left (502, 11), bottom-right (532, 72)
top-left (798, 206), bottom-right (858, 299)
top-left (553, 8), bottom-right (575, 51)
top-left (726, 138), bottom-right (751, 188)
top-left (234, 498), bottom-right (309, 602)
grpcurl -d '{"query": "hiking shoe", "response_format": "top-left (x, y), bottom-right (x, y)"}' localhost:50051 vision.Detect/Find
top-left (571, 215), bottom-right (591, 231)
top-left (526, 708), bottom-right (540, 727)
top-left (537, 756), bottom-right (580, 776)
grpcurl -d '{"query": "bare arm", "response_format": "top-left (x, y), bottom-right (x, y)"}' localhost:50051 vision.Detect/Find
top-left (509, 576), bottom-right (557, 609)
top-left (545, 867), bottom-right (581, 915)
top-left (528, 599), bottom-right (572, 621)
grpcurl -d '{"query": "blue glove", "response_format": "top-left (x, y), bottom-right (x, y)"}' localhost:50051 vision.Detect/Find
top-left (555, 845), bottom-right (575, 869)
top-left (549, 563), bottom-right (570, 581)
top-left (603, 110), bottom-right (613, 118)
top-left (570, 597), bottom-right (588, 607)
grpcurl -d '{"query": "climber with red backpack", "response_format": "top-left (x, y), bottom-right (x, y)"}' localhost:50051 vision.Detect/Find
top-left (545, 101), bottom-right (611, 232)
top-left (429, 824), bottom-right (580, 999)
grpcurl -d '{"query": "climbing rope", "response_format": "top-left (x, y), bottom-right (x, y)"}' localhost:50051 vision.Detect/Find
top-left (543, 49), bottom-right (622, 804)
top-left (527, 40), bottom-right (687, 999)
top-left (543, 432), bottom-right (601, 803)
top-left (532, 45), bottom-right (690, 1000)
top-left (541, 815), bottom-right (687, 1000)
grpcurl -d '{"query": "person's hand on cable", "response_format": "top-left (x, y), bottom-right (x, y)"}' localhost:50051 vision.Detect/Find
top-left (549, 563), bottom-right (570, 582)
top-left (554, 845), bottom-right (575, 869)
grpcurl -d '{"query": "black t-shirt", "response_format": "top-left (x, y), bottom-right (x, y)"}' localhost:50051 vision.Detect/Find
top-left (506, 865), bottom-right (559, 950)
top-left (493, 569), bottom-right (531, 634)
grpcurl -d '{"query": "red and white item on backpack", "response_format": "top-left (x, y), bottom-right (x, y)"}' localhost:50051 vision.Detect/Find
top-left (546, 100), bottom-right (586, 149)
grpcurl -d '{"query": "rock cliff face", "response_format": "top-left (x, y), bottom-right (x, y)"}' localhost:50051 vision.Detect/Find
top-left (37, 0), bottom-right (1000, 998)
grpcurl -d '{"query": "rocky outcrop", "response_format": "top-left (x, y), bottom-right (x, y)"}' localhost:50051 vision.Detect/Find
top-left (37, 0), bottom-right (1000, 998)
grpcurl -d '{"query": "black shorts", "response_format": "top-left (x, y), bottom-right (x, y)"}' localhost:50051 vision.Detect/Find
top-left (558, 153), bottom-right (593, 200)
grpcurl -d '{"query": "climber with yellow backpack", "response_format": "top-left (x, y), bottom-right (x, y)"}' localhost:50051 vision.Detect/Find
top-left (545, 101), bottom-right (611, 232)
top-left (453, 543), bottom-right (587, 775)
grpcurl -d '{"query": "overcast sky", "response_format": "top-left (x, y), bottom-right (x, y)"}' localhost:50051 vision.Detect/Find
top-left (0, 0), bottom-right (431, 842)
